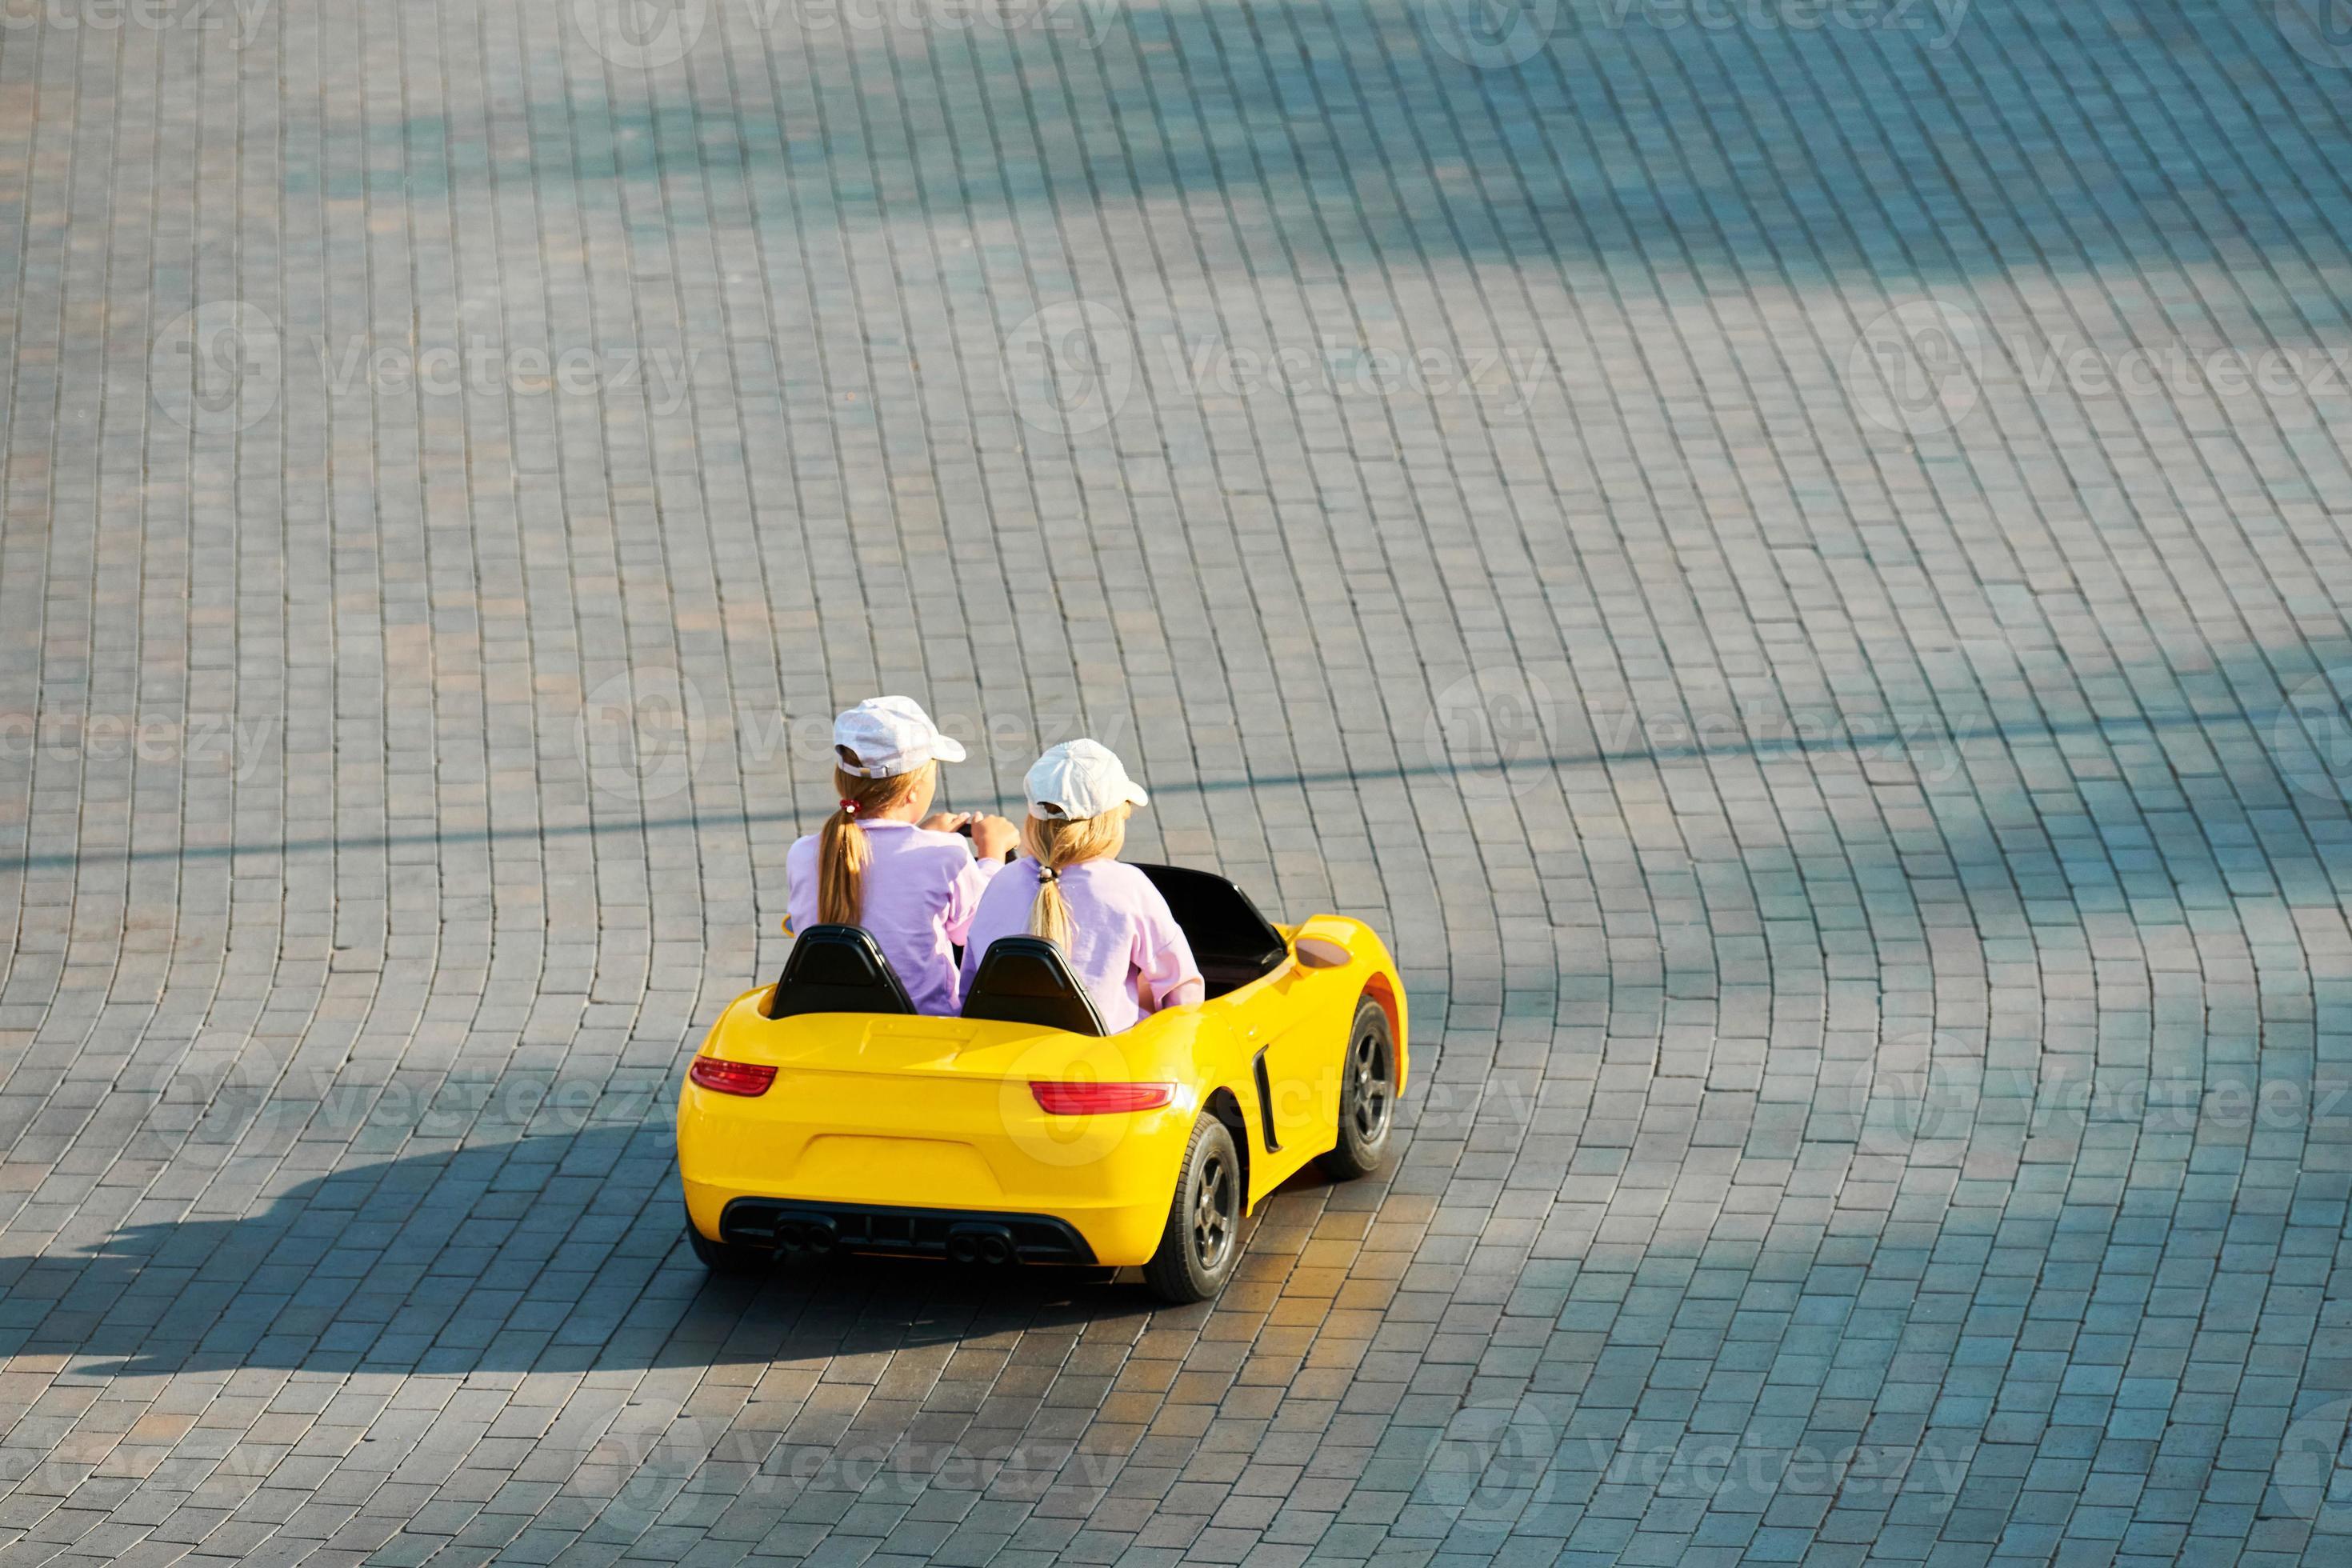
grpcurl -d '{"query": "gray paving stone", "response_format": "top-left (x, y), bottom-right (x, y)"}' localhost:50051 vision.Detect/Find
top-left (0, 0), bottom-right (2350, 1564)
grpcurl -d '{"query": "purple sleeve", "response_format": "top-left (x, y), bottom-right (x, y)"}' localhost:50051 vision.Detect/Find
top-left (959, 872), bottom-right (1009, 998)
top-left (941, 848), bottom-right (1002, 944)
top-left (785, 835), bottom-right (820, 934)
top-left (1131, 886), bottom-right (1204, 1014)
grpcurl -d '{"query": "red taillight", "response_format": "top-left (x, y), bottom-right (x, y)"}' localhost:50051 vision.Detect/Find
top-left (690, 1057), bottom-right (777, 1097)
top-left (1030, 1081), bottom-right (1175, 1115)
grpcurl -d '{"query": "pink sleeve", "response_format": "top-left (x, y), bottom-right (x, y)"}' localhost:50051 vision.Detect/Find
top-left (1131, 894), bottom-right (1203, 1014)
top-left (942, 851), bottom-right (1002, 945)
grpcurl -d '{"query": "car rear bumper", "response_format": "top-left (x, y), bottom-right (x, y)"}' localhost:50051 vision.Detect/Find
top-left (678, 1074), bottom-right (1190, 1266)
top-left (684, 1170), bottom-right (1166, 1265)
top-left (715, 1198), bottom-right (1098, 1265)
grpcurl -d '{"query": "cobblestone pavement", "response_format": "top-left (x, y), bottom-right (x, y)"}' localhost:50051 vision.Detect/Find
top-left (1, 0), bottom-right (2350, 1563)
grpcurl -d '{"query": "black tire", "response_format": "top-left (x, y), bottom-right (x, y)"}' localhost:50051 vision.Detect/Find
top-left (1322, 996), bottom-right (1395, 1181)
top-left (686, 1218), bottom-right (769, 1276)
top-left (1142, 1113), bottom-right (1244, 1304)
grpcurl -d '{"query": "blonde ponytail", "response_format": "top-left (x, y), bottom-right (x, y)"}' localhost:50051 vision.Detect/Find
top-left (1022, 803), bottom-right (1130, 950)
top-left (816, 753), bottom-right (930, 926)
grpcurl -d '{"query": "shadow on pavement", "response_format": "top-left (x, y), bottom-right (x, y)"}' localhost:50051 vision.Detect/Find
top-left (9, 1125), bottom-right (1165, 1378)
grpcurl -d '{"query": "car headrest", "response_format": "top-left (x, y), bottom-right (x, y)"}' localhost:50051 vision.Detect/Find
top-left (960, 937), bottom-right (1108, 1036)
top-left (766, 924), bottom-right (916, 1019)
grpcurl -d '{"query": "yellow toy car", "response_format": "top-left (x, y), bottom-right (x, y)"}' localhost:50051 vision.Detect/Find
top-left (677, 865), bottom-right (1406, 1302)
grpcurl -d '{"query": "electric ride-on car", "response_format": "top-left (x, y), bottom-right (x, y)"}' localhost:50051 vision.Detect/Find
top-left (677, 866), bottom-right (1406, 1302)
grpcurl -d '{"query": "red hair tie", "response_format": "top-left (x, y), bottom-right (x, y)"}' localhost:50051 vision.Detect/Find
top-left (838, 798), bottom-right (859, 816)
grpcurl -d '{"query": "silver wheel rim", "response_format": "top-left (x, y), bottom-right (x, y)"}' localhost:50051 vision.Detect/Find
top-left (1350, 1026), bottom-right (1391, 1145)
top-left (1191, 1148), bottom-right (1235, 1273)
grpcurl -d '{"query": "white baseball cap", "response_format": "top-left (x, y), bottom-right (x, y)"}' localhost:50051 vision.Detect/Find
top-left (1025, 739), bottom-right (1150, 821)
top-left (832, 696), bottom-right (967, 778)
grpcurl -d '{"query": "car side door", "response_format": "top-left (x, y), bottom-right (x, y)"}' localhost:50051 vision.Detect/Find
top-left (1231, 956), bottom-right (1351, 1194)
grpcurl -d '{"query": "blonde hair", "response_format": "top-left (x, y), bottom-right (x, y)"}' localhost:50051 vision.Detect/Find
top-left (1022, 803), bottom-right (1130, 950)
top-left (816, 753), bottom-right (932, 926)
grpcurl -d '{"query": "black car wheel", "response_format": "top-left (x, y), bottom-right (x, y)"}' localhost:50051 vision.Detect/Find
top-left (1322, 995), bottom-right (1394, 1180)
top-left (686, 1218), bottom-right (769, 1276)
top-left (1142, 1112), bottom-right (1242, 1303)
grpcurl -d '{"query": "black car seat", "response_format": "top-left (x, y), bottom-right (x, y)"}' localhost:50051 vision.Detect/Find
top-left (960, 936), bottom-right (1109, 1036)
top-left (766, 924), bottom-right (917, 1019)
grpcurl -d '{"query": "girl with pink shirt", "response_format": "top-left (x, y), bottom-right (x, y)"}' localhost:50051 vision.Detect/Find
top-left (784, 697), bottom-right (1018, 1016)
top-left (958, 740), bottom-right (1204, 1031)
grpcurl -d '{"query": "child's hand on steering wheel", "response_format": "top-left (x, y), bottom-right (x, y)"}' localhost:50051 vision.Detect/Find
top-left (966, 814), bottom-right (1019, 862)
top-left (928, 811), bottom-right (1018, 862)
